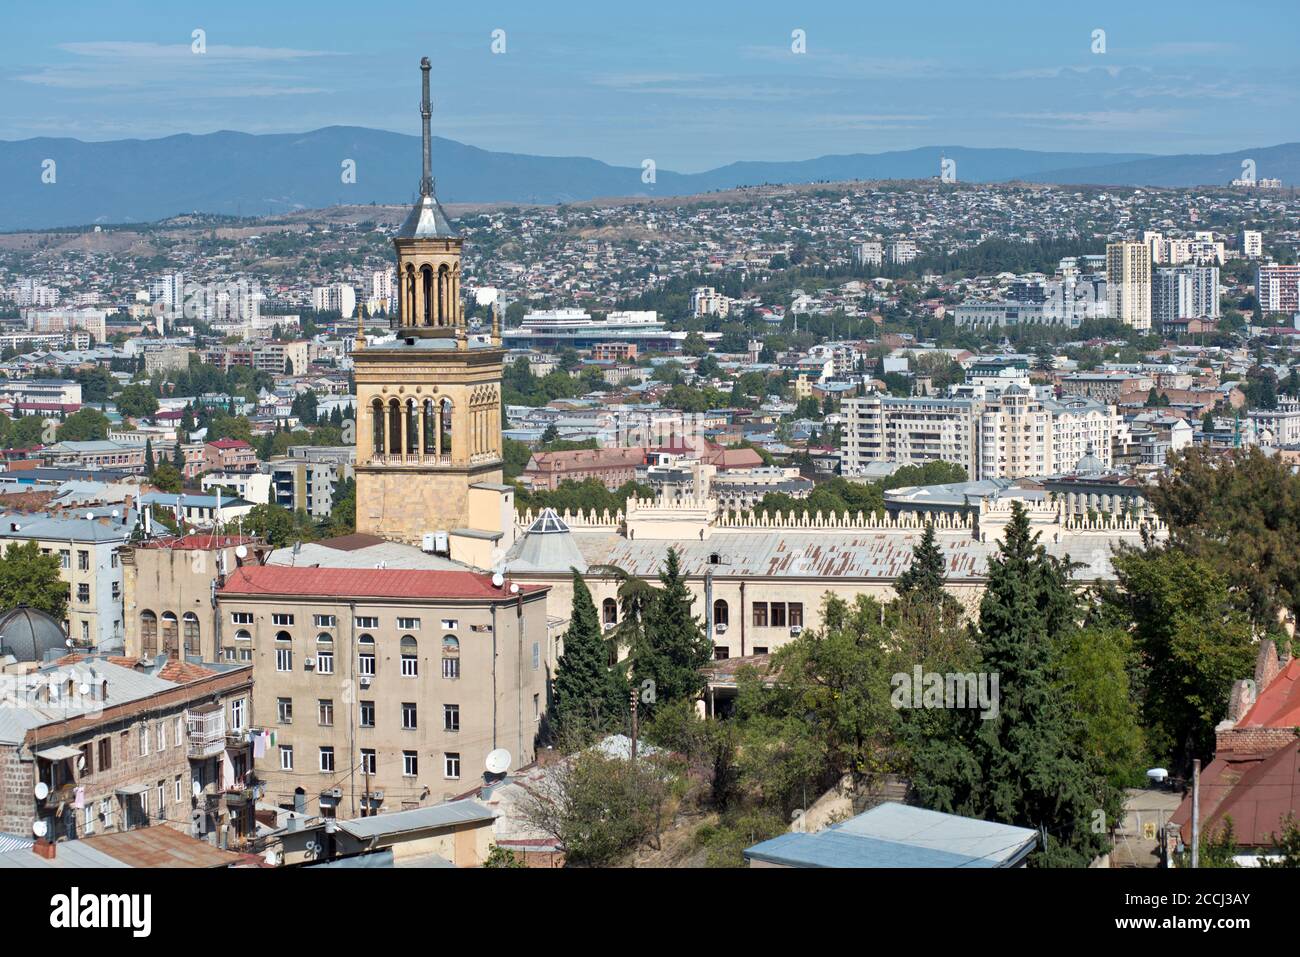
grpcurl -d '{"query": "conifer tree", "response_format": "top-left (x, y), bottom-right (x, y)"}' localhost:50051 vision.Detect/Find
top-left (634, 548), bottom-right (712, 714)
top-left (550, 571), bottom-right (626, 740)
top-left (895, 522), bottom-right (945, 604)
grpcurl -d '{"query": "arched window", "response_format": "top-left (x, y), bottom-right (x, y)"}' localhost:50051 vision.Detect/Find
top-left (371, 398), bottom-right (384, 457)
top-left (439, 398), bottom-right (453, 460)
top-left (182, 612), bottom-right (200, 656)
top-left (421, 264), bottom-right (434, 326)
top-left (422, 399), bottom-right (437, 454)
top-left (387, 399), bottom-right (402, 454)
top-left (235, 629), bottom-right (252, 642)
top-left (713, 599), bottom-right (729, 627)
top-left (442, 635), bottom-right (460, 679)
top-left (602, 598), bottom-right (618, 626)
top-left (405, 398), bottom-right (419, 454)
top-left (160, 612), bottom-right (179, 656)
top-left (437, 264), bottom-right (450, 324)
top-left (358, 634), bottom-right (376, 676)
top-left (400, 635), bottom-right (418, 677)
top-left (403, 264), bottom-right (416, 324)
top-left (140, 611), bottom-right (157, 656)
top-left (275, 630), bottom-right (292, 643)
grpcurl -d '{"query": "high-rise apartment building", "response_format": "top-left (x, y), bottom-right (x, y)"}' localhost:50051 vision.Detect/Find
top-left (1106, 241), bottom-right (1152, 332)
top-left (1152, 265), bottom-right (1219, 326)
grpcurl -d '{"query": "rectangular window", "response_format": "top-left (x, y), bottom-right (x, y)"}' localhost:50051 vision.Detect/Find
top-left (440, 619), bottom-right (458, 630)
top-left (280, 745), bottom-right (294, 771)
top-left (442, 657), bottom-right (459, 679)
top-left (443, 704), bottom-right (459, 732)
top-left (97, 737), bottom-right (112, 771)
top-left (752, 602), bottom-right (768, 627)
top-left (361, 749), bottom-right (376, 775)
top-left (770, 602), bottom-right (787, 628)
top-left (403, 751), bottom-right (418, 777)
top-left (359, 700), bottom-right (375, 727)
top-left (77, 583), bottom-right (90, 603)
top-left (231, 698), bottom-right (246, 731)
top-left (272, 613), bottom-right (294, 626)
top-left (277, 698), bottom-right (293, 724)
top-left (174, 775), bottom-right (183, 803)
top-left (175, 717), bottom-right (183, 747)
top-left (313, 614), bottom-right (336, 627)
top-left (318, 699), bottom-right (334, 726)
top-left (319, 746), bottom-right (334, 772)
top-left (276, 648), bottom-right (292, 672)
top-left (139, 724), bottom-right (149, 756)
top-left (79, 742), bottom-right (94, 776)
top-left (78, 550), bottom-right (89, 571)
top-left (316, 650), bottom-right (334, 674)
top-left (532, 642), bottom-right (540, 670)
top-left (444, 752), bottom-right (460, 779)
top-left (402, 702), bottom-right (417, 730)
top-left (789, 603), bottom-right (804, 628)
top-left (157, 722), bottom-right (166, 752)
top-left (396, 617), bottom-right (420, 630)
top-left (355, 616), bottom-right (379, 629)
top-left (59, 549), bottom-right (70, 569)
top-left (358, 652), bottom-right (375, 676)
top-left (533, 693), bottom-right (539, 717)
top-left (401, 653), bottom-right (418, 678)
top-left (156, 782), bottom-right (165, 816)
top-left (231, 612), bottom-right (253, 624)
top-left (141, 790), bottom-right (149, 817)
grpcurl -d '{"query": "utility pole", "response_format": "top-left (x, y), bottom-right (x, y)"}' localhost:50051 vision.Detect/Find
top-left (1191, 758), bottom-right (1201, 868)
top-left (629, 688), bottom-right (638, 764)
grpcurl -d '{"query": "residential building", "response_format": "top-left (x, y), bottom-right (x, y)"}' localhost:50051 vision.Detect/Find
top-left (1106, 241), bottom-right (1152, 332)
top-left (1151, 265), bottom-right (1219, 325)
top-left (1256, 263), bottom-right (1300, 316)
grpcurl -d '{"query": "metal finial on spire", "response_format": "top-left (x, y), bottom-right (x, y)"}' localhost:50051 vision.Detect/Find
top-left (419, 57), bottom-right (433, 197)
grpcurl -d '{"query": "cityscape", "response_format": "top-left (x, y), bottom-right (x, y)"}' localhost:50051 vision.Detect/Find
top-left (0, 0), bottom-right (1297, 927)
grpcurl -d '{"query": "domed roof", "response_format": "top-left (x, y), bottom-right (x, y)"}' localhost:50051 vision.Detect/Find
top-left (0, 606), bottom-right (68, 663)
top-left (395, 193), bottom-right (458, 240)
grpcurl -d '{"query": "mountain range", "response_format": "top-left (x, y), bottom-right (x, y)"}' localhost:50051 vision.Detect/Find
top-left (1, 127), bottom-right (1296, 231)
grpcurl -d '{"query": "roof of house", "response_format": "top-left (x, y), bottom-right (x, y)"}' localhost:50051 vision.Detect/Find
top-left (743, 802), bottom-right (1038, 868)
top-left (333, 799), bottom-right (495, 842)
top-left (1170, 741), bottom-right (1300, 848)
top-left (1238, 658), bottom-right (1300, 729)
top-left (218, 565), bottom-right (546, 602)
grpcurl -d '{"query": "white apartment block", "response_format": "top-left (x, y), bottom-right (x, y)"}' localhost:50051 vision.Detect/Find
top-left (370, 269), bottom-right (396, 311)
top-left (1248, 398), bottom-right (1300, 447)
top-left (1152, 265), bottom-right (1220, 325)
top-left (1256, 263), bottom-right (1300, 315)
top-left (1239, 230), bottom-right (1263, 259)
top-left (842, 394), bottom-right (980, 477)
top-left (312, 283), bottom-right (357, 318)
top-left (887, 239), bottom-right (919, 265)
top-left (855, 241), bottom-right (884, 268)
top-left (1106, 241), bottom-right (1152, 332)
top-left (690, 286), bottom-right (730, 318)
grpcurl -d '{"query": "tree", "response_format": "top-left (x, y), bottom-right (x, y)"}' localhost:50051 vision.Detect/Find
top-left (116, 384), bottom-right (159, 419)
top-left (894, 522), bottom-right (945, 604)
top-left (632, 548), bottom-right (711, 714)
top-left (549, 572), bottom-right (627, 740)
top-left (0, 541), bottom-right (69, 621)
top-left (56, 408), bottom-right (110, 442)
top-left (143, 438), bottom-right (155, 476)
top-left (151, 462), bottom-right (183, 494)
top-left (908, 502), bottom-right (1116, 867)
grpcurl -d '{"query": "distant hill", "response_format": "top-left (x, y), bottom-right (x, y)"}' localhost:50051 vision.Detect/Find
top-left (0, 126), bottom-right (1295, 231)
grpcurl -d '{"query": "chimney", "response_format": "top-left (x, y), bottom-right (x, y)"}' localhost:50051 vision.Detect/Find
top-left (33, 838), bottom-right (55, 860)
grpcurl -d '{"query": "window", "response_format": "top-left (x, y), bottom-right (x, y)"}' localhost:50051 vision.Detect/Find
top-left (316, 648), bottom-right (334, 674)
top-left (97, 737), bottom-right (112, 771)
top-left (318, 699), bottom-right (334, 727)
top-left (532, 641), bottom-right (540, 670)
top-left (402, 702), bottom-right (417, 730)
top-left (313, 614), bottom-right (336, 627)
top-left (239, 648), bottom-right (252, 662)
top-left (141, 789), bottom-right (149, 818)
top-left (444, 752), bottom-right (460, 779)
top-left (602, 597), bottom-right (618, 625)
top-left (79, 742), bottom-right (93, 776)
top-left (230, 698), bottom-right (247, 731)
top-left (77, 583), bottom-right (90, 604)
top-left (770, 602), bottom-right (787, 628)
top-left (157, 721), bottom-right (166, 751)
top-left (182, 612), bottom-right (199, 653)
top-left (442, 635), bottom-right (459, 678)
top-left (403, 751), bottom-right (418, 777)
top-left (231, 612), bottom-right (253, 625)
top-left (272, 613), bottom-right (295, 626)
top-left (396, 617), bottom-right (420, 630)
top-left (753, 646), bottom-right (769, 656)
top-left (400, 636), bottom-right (418, 677)
top-left (78, 550), bottom-right (89, 571)
top-left (276, 647), bottom-right (292, 672)
top-left (443, 656), bottom-right (460, 679)
top-left (752, 602), bottom-right (768, 627)
top-left (440, 619), bottom-right (458, 630)
top-left (140, 610), bottom-right (158, 655)
top-left (533, 693), bottom-right (540, 718)
top-left (156, 782), bottom-right (165, 816)
top-left (443, 704), bottom-right (460, 732)
top-left (358, 634), bottom-right (375, 675)
top-left (714, 646), bottom-right (730, 660)
top-left (139, 724), bottom-right (149, 756)
top-left (277, 698), bottom-right (293, 724)
top-left (174, 775), bottom-right (183, 803)
top-left (235, 629), bottom-right (252, 642)
top-left (59, 549), bottom-right (70, 569)
top-left (318, 746), bottom-right (334, 773)
top-left (359, 700), bottom-right (375, 728)
top-left (175, 716), bottom-right (183, 747)
top-left (280, 745), bottom-right (294, 771)
top-left (713, 599), bottom-right (729, 627)
top-left (355, 616), bottom-right (379, 629)
top-left (361, 749), bottom-right (376, 775)
top-left (789, 603), bottom-right (803, 628)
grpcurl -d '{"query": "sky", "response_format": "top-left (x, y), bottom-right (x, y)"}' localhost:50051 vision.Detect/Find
top-left (1, 0), bottom-right (1296, 171)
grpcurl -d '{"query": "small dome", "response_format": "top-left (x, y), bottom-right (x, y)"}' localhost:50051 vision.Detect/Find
top-left (395, 193), bottom-right (458, 240)
top-left (0, 606), bottom-right (68, 663)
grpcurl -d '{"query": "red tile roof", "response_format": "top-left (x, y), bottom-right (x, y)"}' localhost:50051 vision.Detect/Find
top-left (218, 564), bottom-right (547, 601)
top-left (1239, 659), bottom-right (1300, 728)
top-left (1171, 742), bottom-right (1300, 848)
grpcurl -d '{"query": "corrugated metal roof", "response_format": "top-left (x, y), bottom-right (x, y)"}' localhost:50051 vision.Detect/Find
top-left (219, 565), bottom-right (546, 601)
top-left (335, 798), bottom-right (496, 841)
top-left (0, 841), bottom-right (128, 869)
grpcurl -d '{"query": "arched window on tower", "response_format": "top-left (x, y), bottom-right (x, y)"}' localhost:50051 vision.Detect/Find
top-left (439, 397), bottom-right (453, 460)
top-left (422, 399), bottom-right (437, 455)
top-left (371, 398), bottom-right (385, 458)
top-left (438, 264), bottom-right (450, 325)
top-left (388, 399), bottom-right (402, 454)
top-left (140, 611), bottom-right (157, 656)
top-left (404, 264), bottom-right (416, 324)
top-left (405, 398), bottom-right (419, 454)
top-left (420, 264), bottom-right (433, 326)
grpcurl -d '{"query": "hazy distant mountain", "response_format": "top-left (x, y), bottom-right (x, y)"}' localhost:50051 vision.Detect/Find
top-left (0, 126), bottom-right (1294, 231)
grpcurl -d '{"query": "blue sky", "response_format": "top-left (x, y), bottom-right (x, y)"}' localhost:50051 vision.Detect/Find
top-left (1, 0), bottom-right (1296, 170)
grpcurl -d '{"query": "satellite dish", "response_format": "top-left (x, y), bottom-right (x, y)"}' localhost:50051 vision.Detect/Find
top-left (34, 782), bottom-right (49, 800)
top-left (485, 749), bottom-right (511, 775)
top-left (509, 583), bottom-right (520, 595)
top-left (491, 571), bottom-right (504, 588)
top-left (79, 683), bottom-right (90, 695)
top-left (235, 545), bottom-right (249, 559)
top-left (111, 510), bottom-right (120, 518)
top-left (32, 820), bottom-right (47, 837)
top-left (85, 512), bottom-right (95, 520)
top-left (77, 756), bottom-right (86, 771)
top-left (192, 780), bottom-right (202, 797)
top-left (1147, 767), bottom-right (1169, 783)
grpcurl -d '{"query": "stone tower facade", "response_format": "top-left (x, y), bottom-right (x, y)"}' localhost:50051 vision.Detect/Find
top-left (353, 58), bottom-right (512, 566)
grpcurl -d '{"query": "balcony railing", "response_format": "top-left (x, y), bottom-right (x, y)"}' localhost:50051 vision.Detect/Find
top-left (187, 709), bottom-right (226, 760)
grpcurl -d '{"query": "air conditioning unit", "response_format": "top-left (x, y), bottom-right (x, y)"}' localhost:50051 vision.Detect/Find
top-left (602, 622), bottom-right (615, 632)
top-left (715, 623), bottom-right (728, 635)
top-left (790, 625), bottom-right (803, 636)
top-left (359, 676), bottom-right (372, 688)
top-left (370, 790), bottom-right (384, 801)
top-left (303, 659), bottom-right (315, 671)
top-left (325, 787), bottom-right (342, 799)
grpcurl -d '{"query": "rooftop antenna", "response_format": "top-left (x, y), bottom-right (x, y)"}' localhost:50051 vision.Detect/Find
top-left (419, 56), bottom-right (434, 198)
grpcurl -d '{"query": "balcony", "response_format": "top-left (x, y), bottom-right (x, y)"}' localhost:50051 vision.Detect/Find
top-left (187, 707), bottom-right (226, 760)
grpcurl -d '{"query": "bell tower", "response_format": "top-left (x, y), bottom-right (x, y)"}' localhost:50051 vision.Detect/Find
top-left (352, 57), bottom-right (513, 566)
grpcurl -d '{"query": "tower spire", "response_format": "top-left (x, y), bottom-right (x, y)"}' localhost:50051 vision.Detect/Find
top-left (419, 56), bottom-right (433, 197)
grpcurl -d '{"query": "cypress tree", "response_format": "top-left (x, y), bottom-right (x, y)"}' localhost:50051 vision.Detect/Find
top-left (633, 548), bottom-right (711, 714)
top-left (895, 522), bottom-right (945, 604)
top-left (550, 571), bottom-right (626, 739)
top-left (143, 438), bottom-right (155, 476)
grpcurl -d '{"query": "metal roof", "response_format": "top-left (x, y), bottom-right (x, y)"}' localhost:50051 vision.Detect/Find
top-left (743, 802), bottom-right (1038, 868)
top-left (0, 840), bottom-right (128, 869)
top-left (334, 798), bottom-right (495, 841)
